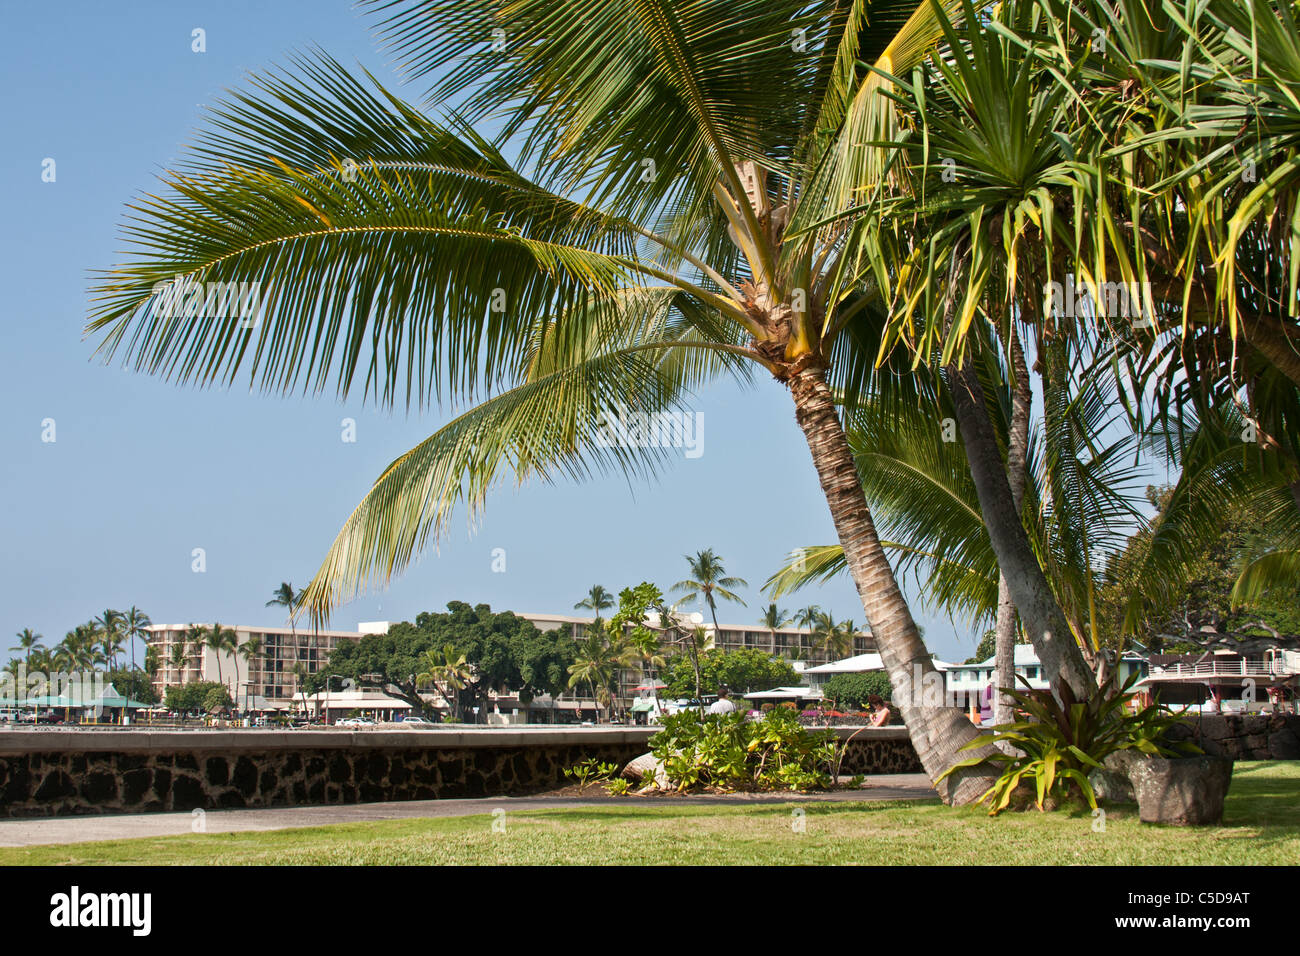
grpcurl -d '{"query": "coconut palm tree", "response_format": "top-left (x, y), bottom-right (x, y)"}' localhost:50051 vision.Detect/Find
top-left (9, 629), bottom-right (44, 669)
top-left (121, 606), bottom-right (152, 671)
top-left (85, 0), bottom-right (1009, 802)
top-left (239, 635), bottom-right (265, 712)
top-left (201, 624), bottom-right (236, 698)
top-left (567, 630), bottom-right (624, 724)
top-left (94, 610), bottom-right (124, 670)
top-left (415, 644), bottom-right (472, 721)
top-left (168, 638), bottom-right (189, 682)
top-left (291, 662), bottom-right (311, 717)
top-left (672, 550), bottom-right (748, 636)
top-left (574, 585), bottom-right (616, 626)
top-left (758, 604), bottom-right (791, 655)
top-left (143, 644), bottom-right (161, 681)
top-left (266, 581), bottom-right (306, 666)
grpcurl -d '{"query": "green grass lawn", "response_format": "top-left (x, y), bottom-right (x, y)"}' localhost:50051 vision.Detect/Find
top-left (3, 761), bottom-right (1296, 866)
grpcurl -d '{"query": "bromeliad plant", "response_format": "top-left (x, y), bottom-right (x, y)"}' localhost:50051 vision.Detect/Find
top-left (649, 707), bottom-right (841, 793)
top-left (937, 673), bottom-right (1200, 815)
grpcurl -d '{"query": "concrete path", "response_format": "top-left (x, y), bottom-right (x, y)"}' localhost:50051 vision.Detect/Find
top-left (0, 774), bottom-right (935, 847)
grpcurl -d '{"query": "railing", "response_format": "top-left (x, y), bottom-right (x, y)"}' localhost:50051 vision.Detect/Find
top-left (1151, 659), bottom-right (1287, 678)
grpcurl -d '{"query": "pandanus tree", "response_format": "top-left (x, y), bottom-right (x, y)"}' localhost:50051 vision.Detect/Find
top-left (84, 0), bottom-right (1013, 801)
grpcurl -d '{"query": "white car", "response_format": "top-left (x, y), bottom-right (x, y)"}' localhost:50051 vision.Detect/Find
top-left (399, 716), bottom-right (434, 726)
top-left (336, 717), bottom-right (375, 727)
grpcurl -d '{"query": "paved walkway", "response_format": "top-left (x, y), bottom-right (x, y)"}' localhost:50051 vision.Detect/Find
top-left (0, 774), bottom-right (935, 847)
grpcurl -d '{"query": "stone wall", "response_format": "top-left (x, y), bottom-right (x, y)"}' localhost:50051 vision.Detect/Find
top-left (1173, 713), bottom-right (1300, 760)
top-left (0, 726), bottom-right (921, 817)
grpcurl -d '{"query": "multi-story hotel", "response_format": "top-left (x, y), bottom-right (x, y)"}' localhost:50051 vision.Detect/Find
top-left (145, 621), bottom-right (391, 709)
top-left (146, 612), bottom-right (874, 716)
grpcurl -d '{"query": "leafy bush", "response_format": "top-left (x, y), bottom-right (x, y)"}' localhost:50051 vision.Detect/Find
top-left (648, 708), bottom-right (841, 792)
top-left (938, 673), bottom-right (1201, 815)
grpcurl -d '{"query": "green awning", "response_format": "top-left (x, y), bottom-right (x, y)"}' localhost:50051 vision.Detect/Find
top-left (630, 699), bottom-right (656, 713)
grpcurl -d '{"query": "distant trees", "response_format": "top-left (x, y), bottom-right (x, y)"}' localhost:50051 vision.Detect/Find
top-left (660, 647), bottom-right (798, 699)
top-left (313, 602), bottom-right (576, 720)
top-left (822, 672), bottom-right (892, 710)
top-left (164, 680), bottom-right (231, 715)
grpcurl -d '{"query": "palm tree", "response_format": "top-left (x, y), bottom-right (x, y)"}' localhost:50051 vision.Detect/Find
top-left (86, 0), bottom-right (1008, 802)
top-left (291, 662), bottom-right (310, 717)
top-left (201, 624), bottom-right (237, 699)
top-left (143, 644), bottom-right (161, 680)
top-left (266, 580), bottom-right (302, 657)
top-left (567, 630), bottom-right (622, 724)
top-left (415, 645), bottom-right (472, 721)
top-left (758, 604), bottom-right (791, 656)
top-left (239, 635), bottom-right (265, 712)
top-left (168, 638), bottom-right (189, 682)
top-left (9, 629), bottom-right (44, 670)
top-left (94, 610), bottom-right (124, 670)
top-left (121, 606), bottom-right (152, 671)
top-left (574, 585), bottom-right (615, 625)
top-left (673, 549), bottom-right (748, 636)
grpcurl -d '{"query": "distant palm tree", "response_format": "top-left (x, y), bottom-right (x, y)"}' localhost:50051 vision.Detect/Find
top-left (673, 549), bottom-right (748, 635)
top-left (758, 604), bottom-right (791, 655)
top-left (95, 610), bottom-right (124, 669)
top-left (50, 642), bottom-right (75, 673)
top-left (291, 662), bottom-right (310, 716)
top-left (9, 629), bottom-right (44, 669)
top-left (143, 644), bottom-right (161, 679)
top-left (416, 645), bottom-right (471, 721)
top-left (239, 635), bottom-right (265, 711)
top-left (567, 630), bottom-right (622, 723)
top-left (574, 585), bottom-right (615, 625)
top-left (201, 624), bottom-right (235, 695)
top-left (266, 581), bottom-right (302, 659)
top-left (168, 638), bottom-right (189, 680)
top-left (121, 606), bottom-right (152, 671)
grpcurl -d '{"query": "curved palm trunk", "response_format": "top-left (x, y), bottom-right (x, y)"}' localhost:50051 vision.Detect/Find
top-left (789, 366), bottom-right (997, 805)
top-left (993, 329), bottom-right (1033, 725)
top-left (1244, 313), bottom-right (1300, 388)
top-left (946, 360), bottom-right (1096, 701)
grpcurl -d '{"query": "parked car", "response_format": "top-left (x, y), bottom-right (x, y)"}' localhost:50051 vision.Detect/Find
top-left (336, 717), bottom-right (375, 727)
top-left (399, 716), bottom-right (434, 726)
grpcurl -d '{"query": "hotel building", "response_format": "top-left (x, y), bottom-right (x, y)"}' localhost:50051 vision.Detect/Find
top-left (146, 613), bottom-right (874, 716)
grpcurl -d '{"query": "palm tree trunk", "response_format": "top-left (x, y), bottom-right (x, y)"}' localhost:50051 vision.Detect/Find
top-left (788, 365), bottom-right (997, 805)
top-left (1244, 312), bottom-right (1300, 388)
top-left (992, 328), bottom-right (1033, 725)
top-left (946, 359), bottom-right (1096, 701)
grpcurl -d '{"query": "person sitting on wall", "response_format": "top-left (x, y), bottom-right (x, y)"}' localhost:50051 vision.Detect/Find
top-left (867, 694), bottom-right (892, 727)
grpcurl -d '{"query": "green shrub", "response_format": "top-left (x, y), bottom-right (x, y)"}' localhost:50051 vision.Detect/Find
top-left (822, 672), bottom-right (892, 709)
top-left (939, 673), bottom-right (1200, 815)
top-left (647, 708), bottom-right (841, 792)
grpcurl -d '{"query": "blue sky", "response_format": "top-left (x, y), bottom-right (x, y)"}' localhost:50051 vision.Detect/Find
top-left (2, 0), bottom-right (1007, 666)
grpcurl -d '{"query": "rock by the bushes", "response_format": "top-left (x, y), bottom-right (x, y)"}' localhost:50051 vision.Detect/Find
top-left (622, 753), bottom-right (669, 790)
top-left (1090, 753), bottom-right (1136, 804)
